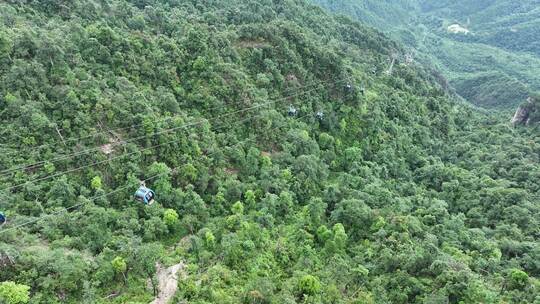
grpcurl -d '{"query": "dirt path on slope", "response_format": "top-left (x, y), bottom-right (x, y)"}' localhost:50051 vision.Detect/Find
top-left (150, 262), bottom-right (185, 304)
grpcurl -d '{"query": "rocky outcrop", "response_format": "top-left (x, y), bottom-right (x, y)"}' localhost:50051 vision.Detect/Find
top-left (512, 106), bottom-right (529, 126)
top-left (150, 262), bottom-right (185, 304)
top-left (511, 97), bottom-right (534, 126)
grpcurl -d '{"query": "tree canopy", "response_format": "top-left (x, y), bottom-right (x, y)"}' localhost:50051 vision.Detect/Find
top-left (0, 0), bottom-right (538, 303)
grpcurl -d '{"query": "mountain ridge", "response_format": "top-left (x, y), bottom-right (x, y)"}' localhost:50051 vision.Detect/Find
top-left (311, 0), bottom-right (540, 109)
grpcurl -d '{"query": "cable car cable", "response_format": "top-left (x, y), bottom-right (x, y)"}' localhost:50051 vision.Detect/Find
top-left (0, 111), bottom-right (311, 234)
top-left (0, 78), bottom-right (348, 178)
top-left (0, 80), bottom-right (340, 192)
top-left (0, 83), bottom-right (325, 184)
top-left (0, 77), bottom-right (347, 158)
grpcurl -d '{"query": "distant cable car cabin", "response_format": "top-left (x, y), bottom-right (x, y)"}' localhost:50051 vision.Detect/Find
top-left (345, 83), bottom-right (353, 92)
top-left (0, 212), bottom-right (6, 226)
top-left (134, 184), bottom-right (155, 205)
top-left (288, 105), bottom-right (298, 116)
top-left (316, 111), bottom-right (324, 121)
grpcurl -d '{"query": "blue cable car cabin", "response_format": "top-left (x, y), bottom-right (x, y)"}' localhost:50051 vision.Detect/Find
top-left (288, 105), bottom-right (298, 116)
top-left (134, 186), bottom-right (155, 205)
top-left (0, 212), bottom-right (6, 226)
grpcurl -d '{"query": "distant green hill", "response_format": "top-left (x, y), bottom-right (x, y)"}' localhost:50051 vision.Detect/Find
top-left (312, 0), bottom-right (540, 108)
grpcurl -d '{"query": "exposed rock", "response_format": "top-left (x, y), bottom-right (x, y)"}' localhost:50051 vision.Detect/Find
top-left (236, 39), bottom-right (270, 49)
top-left (100, 143), bottom-right (115, 155)
top-left (150, 262), bottom-right (185, 304)
top-left (100, 135), bottom-right (122, 155)
top-left (511, 97), bottom-right (533, 126)
top-left (224, 167), bottom-right (239, 175)
top-left (512, 105), bottom-right (530, 126)
top-left (286, 74), bottom-right (298, 82)
top-left (447, 24), bottom-right (470, 35)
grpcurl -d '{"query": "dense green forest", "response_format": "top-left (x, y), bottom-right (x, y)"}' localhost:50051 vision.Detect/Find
top-left (311, 0), bottom-right (540, 109)
top-left (0, 0), bottom-right (539, 303)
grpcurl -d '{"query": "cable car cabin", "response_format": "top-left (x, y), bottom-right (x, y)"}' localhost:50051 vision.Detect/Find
top-left (288, 105), bottom-right (298, 116)
top-left (345, 84), bottom-right (353, 92)
top-left (134, 187), bottom-right (155, 205)
top-left (0, 212), bottom-right (5, 226)
top-left (316, 111), bottom-right (324, 121)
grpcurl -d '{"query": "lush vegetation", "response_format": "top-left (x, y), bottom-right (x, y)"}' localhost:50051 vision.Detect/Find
top-left (0, 0), bottom-right (539, 303)
top-left (311, 0), bottom-right (540, 109)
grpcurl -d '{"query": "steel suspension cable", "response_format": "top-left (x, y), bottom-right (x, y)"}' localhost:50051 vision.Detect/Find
top-left (0, 79), bottom-right (343, 192)
top-left (0, 78), bottom-right (346, 177)
top-left (0, 111), bottom-right (311, 234)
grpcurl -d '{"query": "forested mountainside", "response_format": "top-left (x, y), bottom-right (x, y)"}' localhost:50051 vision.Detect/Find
top-left (0, 1), bottom-right (539, 303)
top-left (311, 0), bottom-right (540, 109)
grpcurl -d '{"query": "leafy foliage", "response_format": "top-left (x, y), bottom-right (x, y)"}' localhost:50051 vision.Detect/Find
top-left (0, 0), bottom-right (538, 303)
top-left (0, 282), bottom-right (30, 304)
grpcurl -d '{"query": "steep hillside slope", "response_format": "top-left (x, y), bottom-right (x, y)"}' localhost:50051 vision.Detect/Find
top-left (0, 1), bottom-right (538, 303)
top-left (421, 0), bottom-right (540, 54)
top-left (312, 0), bottom-right (540, 109)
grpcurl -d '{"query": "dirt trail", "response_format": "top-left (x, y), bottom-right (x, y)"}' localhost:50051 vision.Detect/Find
top-left (150, 262), bottom-right (185, 304)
